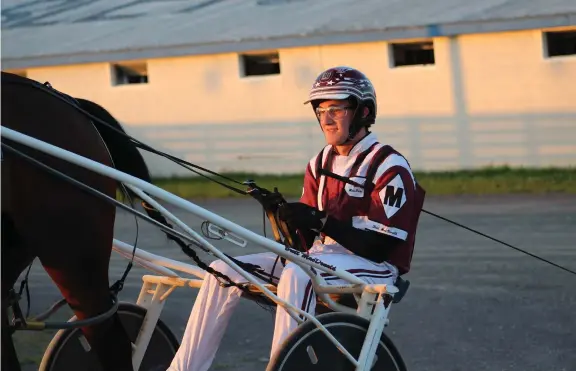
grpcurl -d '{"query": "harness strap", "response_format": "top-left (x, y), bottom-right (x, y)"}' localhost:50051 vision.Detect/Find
top-left (314, 146), bottom-right (337, 181)
top-left (314, 146), bottom-right (336, 210)
top-left (314, 143), bottom-right (396, 194)
top-left (362, 144), bottom-right (395, 196)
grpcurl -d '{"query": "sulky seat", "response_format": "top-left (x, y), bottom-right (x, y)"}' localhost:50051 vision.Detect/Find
top-left (240, 276), bottom-right (410, 315)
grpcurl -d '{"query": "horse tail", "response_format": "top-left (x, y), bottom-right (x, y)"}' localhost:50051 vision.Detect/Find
top-left (74, 98), bottom-right (189, 250)
top-left (74, 99), bottom-right (151, 189)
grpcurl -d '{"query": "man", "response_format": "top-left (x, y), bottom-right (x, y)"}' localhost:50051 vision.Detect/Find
top-left (168, 66), bottom-right (425, 371)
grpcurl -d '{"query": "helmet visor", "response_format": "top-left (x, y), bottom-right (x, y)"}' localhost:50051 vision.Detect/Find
top-left (303, 92), bottom-right (351, 104)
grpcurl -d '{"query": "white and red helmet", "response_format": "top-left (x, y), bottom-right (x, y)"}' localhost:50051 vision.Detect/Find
top-left (304, 66), bottom-right (377, 138)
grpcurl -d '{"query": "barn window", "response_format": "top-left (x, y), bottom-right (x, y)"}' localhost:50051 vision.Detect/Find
top-left (543, 30), bottom-right (576, 58)
top-left (111, 62), bottom-right (149, 85)
top-left (239, 52), bottom-right (281, 77)
top-left (390, 41), bottom-right (435, 67)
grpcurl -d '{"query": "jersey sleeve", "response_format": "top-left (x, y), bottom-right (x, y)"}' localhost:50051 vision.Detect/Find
top-left (355, 154), bottom-right (417, 242)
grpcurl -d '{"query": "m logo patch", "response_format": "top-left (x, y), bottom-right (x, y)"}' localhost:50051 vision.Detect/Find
top-left (378, 174), bottom-right (406, 219)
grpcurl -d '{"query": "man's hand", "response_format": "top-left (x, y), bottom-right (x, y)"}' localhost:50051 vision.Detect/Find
top-left (249, 185), bottom-right (286, 212)
top-left (260, 189), bottom-right (285, 211)
top-left (278, 202), bottom-right (326, 231)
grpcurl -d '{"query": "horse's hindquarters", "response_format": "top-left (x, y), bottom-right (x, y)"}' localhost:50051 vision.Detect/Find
top-left (1, 72), bottom-right (134, 370)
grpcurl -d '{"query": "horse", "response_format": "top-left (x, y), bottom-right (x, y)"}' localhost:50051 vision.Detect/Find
top-left (1, 71), bottom-right (182, 370)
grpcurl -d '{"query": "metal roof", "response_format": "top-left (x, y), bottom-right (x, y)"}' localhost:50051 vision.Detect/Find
top-left (2, 0), bottom-right (576, 69)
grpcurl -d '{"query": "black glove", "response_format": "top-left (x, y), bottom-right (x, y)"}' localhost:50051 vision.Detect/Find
top-left (262, 188), bottom-right (285, 210)
top-left (250, 185), bottom-right (285, 212)
top-left (278, 202), bottom-right (326, 231)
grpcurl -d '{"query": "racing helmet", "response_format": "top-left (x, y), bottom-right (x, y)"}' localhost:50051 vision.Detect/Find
top-left (304, 66), bottom-right (377, 140)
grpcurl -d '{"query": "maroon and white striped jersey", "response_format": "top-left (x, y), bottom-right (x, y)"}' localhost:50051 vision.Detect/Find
top-left (300, 133), bottom-right (425, 275)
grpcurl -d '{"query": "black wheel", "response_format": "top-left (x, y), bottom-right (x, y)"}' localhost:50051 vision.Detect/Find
top-left (267, 312), bottom-right (407, 371)
top-left (39, 302), bottom-right (180, 371)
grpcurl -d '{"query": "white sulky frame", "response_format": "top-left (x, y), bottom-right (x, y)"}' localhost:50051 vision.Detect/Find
top-left (2, 126), bottom-right (402, 371)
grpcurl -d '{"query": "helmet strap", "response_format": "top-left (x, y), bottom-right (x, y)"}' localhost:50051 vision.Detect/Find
top-left (341, 105), bottom-right (365, 145)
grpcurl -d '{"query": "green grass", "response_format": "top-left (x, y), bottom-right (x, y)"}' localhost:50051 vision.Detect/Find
top-left (150, 166), bottom-right (576, 200)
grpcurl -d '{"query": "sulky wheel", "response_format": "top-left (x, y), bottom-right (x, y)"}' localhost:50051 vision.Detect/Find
top-left (38, 302), bottom-right (179, 371)
top-left (267, 312), bottom-right (407, 371)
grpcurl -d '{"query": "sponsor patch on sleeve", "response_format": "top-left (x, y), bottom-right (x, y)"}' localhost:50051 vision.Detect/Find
top-left (378, 174), bottom-right (406, 219)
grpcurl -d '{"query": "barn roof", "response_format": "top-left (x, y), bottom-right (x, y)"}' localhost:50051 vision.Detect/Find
top-left (2, 0), bottom-right (576, 69)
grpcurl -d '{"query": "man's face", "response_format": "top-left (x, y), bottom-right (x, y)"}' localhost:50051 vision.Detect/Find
top-left (315, 99), bottom-right (355, 146)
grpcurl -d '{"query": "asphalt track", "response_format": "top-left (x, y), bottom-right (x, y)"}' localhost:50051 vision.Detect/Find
top-left (15, 194), bottom-right (576, 371)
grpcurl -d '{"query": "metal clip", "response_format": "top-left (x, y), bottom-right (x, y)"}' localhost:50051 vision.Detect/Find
top-left (207, 223), bottom-right (247, 248)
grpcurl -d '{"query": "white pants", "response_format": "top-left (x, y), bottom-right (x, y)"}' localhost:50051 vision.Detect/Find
top-left (167, 242), bottom-right (398, 371)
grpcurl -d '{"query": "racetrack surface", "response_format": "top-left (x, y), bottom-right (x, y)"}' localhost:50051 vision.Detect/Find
top-left (15, 194), bottom-right (576, 371)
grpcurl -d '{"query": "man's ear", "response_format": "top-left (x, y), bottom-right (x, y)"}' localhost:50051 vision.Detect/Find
top-left (363, 106), bottom-right (370, 118)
